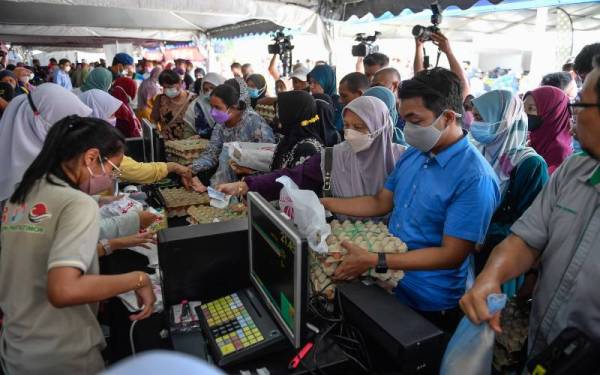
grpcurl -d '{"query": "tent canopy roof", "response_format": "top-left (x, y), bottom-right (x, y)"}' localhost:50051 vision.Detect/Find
top-left (0, 0), bottom-right (319, 47)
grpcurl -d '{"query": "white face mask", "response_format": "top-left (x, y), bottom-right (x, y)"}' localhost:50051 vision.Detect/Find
top-left (28, 73), bottom-right (35, 81)
top-left (344, 128), bottom-right (383, 153)
top-left (64, 65), bottom-right (71, 73)
top-left (404, 112), bottom-right (447, 153)
top-left (165, 87), bottom-right (180, 98)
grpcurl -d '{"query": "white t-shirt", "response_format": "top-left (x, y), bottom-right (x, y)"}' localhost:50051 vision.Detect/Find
top-left (0, 175), bottom-right (105, 374)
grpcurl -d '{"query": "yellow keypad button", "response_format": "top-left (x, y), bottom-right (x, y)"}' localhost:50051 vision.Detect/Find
top-left (220, 344), bottom-right (235, 355)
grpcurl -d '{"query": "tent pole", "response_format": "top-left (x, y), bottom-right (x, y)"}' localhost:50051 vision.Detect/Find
top-left (207, 34), bottom-right (212, 72)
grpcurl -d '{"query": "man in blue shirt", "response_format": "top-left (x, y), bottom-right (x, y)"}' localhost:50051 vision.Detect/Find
top-left (53, 58), bottom-right (72, 90)
top-left (322, 68), bottom-right (500, 332)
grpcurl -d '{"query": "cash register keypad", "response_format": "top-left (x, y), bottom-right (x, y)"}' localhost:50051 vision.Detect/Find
top-left (200, 293), bottom-right (265, 356)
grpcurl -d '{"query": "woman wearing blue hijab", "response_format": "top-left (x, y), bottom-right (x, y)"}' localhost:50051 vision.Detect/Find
top-left (308, 64), bottom-right (343, 134)
top-left (364, 86), bottom-right (405, 145)
top-left (470, 89), bottom-right (549, 296)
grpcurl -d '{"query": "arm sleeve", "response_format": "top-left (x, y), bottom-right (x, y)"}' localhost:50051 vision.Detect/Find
top-left (120, 156), bottom-right (169, 184)
top-left (384, 163), bottom-right (401, 192)
top-left (510, 159), bottom-right (561, 252)
top-left (99, 211), bottom-right (140, 240)
top-left (258, 119), bottom-right (275, 143)
top-left (48, 196), bottom-right (100, 272)
top-left (513, 155), bottom-right (550, 217)
top-left (192, 124), bottom-right (224, 173)
top-left (245, 154), bottom-right (324, 201)
top-left (444, 175), bottom-right (501, 243)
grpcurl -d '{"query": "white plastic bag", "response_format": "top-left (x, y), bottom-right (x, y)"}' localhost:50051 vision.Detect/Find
top-left (228, 142), bottom-right (276, 172)
top-left (440, 293), bottom-right (508, 375)
top-left (276, 176), bottom-right (331, 254)
top-left (99, 197), bottom-right (144, 219)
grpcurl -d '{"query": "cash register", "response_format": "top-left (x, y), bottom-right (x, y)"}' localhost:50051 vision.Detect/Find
top-left (196, 192), bottom-right (310, 367)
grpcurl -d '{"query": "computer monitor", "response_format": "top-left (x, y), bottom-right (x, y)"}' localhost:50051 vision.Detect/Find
top-left (247, 192), bottom-right (309, 349)
top-left (141, 118), bottom-right (156, 162)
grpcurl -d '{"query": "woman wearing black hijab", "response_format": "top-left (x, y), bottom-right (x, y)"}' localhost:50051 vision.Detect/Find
top-left (313, 93), bottom-right (342, 147)
top-left (271, 90), bottom-right (324, 170)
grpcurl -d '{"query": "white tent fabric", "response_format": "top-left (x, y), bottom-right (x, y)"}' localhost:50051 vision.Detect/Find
top-left (0, 0), bottom-right (322, 44)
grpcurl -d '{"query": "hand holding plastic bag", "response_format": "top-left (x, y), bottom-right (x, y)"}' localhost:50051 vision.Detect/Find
top-left (99, 196), bottom-right (144, 219)
top-left (440, 293), bottom-right (507, 375)
top-left (276, 176), bottom-right (331, 254)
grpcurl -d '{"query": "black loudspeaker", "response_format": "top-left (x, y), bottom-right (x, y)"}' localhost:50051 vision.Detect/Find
top-left (158, 219), bottom-right (249, 308)
top-left (338, 282), bottom-right (446, 374)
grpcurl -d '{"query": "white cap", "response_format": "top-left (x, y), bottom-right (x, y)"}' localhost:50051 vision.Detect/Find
top-left (291, 66), bottom-right (310, 82)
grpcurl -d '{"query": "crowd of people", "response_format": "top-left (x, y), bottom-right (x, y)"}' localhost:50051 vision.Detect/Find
top-left (0, 31), bottom-right (600, 374)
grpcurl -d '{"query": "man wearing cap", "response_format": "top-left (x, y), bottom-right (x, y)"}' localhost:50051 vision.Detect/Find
top-left (111, 52), bottom-right (135, 81)
top-left (290, 65), bottom-right (310, 91)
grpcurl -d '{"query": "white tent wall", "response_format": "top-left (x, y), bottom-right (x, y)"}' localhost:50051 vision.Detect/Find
top-left (31, 50), bottom-right (106, 65)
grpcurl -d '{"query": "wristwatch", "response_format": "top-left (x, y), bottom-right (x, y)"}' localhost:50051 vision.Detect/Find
top-left (100, 239), bottom-right (112, 256)
top-left (375, 253), bottom-right (388, 274)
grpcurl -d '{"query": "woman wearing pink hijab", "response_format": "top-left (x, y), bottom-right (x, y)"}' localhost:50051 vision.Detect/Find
top-left (523, 86), bottom-right (573, 174)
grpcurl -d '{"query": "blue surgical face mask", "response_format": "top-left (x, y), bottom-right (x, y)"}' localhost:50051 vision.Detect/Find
top-left (470, 120), bottom-right (502, 144)
top-left (248, 87), bottom-right (261, 99)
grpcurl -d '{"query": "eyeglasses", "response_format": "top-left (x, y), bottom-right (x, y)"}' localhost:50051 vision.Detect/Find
top-left (569, 102), bottom-right (600, 113)
top-left (103, 158), bottom-right (123, 179)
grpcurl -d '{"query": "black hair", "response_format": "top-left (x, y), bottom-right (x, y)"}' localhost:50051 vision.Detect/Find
top-left (593, 54), bottom-right (600, 103)
top-left (340, 72), bottom-right (370, 93)
top-left (6, 64), bottom-right (15, 71)
top-left (574, 43), bottom-right (600, 77)
top-left (399, 67), bottom-right (463, 119)
top-left (242, 63), bottom-right (252, 70)
top-left (541, 72), bottom-right (573, 91)
top-left (49, 58), bottom-right (57, 63)
top-left (211, 83), bottom-right (246, 110)
top-left (58, 58), bottom-right (70, 66)
top-left (230, 62), bottom-right (242, 70)
top-left (194, 67), bottom-right (205, 76)
top-left (158, 69), bottom-right (181, 86)
top-left (562, 62), bottom-right (574, 72)
top-left (10, 116), bottom-right (125, 204)
top-left (363, 52), bottom-right (389, 68)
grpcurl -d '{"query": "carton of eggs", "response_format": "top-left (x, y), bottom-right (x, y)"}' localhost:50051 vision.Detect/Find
top-left (310, 219), bottom-right (408, 299)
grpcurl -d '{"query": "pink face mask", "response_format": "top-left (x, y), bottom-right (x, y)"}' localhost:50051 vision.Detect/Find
top-left (79, 156), bottom-right (116, 195)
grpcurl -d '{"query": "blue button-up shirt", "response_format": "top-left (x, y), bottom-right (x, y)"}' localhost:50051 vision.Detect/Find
top-left (53, 69), bottom-right (72, 90)
top-left (385, 134), bottom-right (500, 311)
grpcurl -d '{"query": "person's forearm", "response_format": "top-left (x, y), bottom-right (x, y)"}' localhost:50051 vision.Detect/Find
top-left (446, 50), bottom-right (470, 98)
top-left (0, 97), bottom-right (8, 111)
top-left (356, 57), bottom-right (364, 73)
top-left (48, 270), bottom-right (147, 307)
top-left (268, 55), bottom-right (280, 81)
top-left (322, 196), bottom-right (390, 218)
top-left (479, 235), bottom-right (538, 284)
top-left (414, 45), bottom-right (425, 74)
top-left (386, 246), bottom-right (469, 270)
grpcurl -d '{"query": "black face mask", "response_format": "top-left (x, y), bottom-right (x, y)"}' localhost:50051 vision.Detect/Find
top-left (527, 114), bottom-right (543, 131)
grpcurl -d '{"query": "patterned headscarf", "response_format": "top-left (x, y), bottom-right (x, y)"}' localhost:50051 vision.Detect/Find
top-left (472, 90), bottom-right (538, 193)
top-left (225, 77), bottom-right (251, 108)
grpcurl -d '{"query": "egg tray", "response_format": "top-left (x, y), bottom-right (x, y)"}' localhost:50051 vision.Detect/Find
top-left (310, 219), bottom-right (408, 300)
top-left (159, 188), bottom-right (210, 217)
top-left (165, 138), bottom-right (209, 153)
top-left (186, 204), bottom-right (247, 224)
top-left (165, 154), bottom-right (198, 166)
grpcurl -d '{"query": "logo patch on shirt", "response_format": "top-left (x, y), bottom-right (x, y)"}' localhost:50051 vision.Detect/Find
top-left (29, 203), bottom-right (52, 224)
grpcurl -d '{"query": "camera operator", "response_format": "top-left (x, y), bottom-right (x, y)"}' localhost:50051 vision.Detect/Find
top-left (357, 52), bottom-right (390, 82)
top-left (414, 31), bottom-right (470, 100)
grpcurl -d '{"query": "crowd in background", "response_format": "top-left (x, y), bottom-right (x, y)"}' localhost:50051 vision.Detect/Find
top-left (0, 30), bottom-right (600, 374)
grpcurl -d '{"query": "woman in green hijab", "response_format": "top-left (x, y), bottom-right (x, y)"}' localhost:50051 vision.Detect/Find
top-left (81, 67), bottom-right (113, 93)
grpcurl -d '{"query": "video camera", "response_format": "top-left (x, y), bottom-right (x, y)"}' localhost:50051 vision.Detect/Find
top-left (351, 32), bottom-right (381, 57)
top-left (412, 3), bottom-right (443, 42)
top-left (268, 31), bottom-right (294, 77)
top-left (268, 31), bottom-right (294, 56)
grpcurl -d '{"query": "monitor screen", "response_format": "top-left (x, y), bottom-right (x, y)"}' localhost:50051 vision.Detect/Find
top-left (248, 192), bottom-right (307, 348)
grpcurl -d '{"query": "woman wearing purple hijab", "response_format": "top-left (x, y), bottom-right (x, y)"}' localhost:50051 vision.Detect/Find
top-left (523, 86), bottom-right (573, 174)
top-left (217, 96), bottom-right (405, 219)
top-left (136, 67), bottom-right (162, 122)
